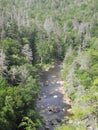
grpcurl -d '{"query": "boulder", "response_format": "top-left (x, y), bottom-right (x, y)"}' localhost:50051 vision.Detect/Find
top-left (50, 119), bottom-right (58, 125)
top-left (48, 106), bottom-right (60, 113)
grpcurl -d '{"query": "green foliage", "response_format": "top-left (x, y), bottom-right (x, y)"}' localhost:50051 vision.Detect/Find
top-left (0, 38), bottom-right (23, 66)
top-left (6, 21), bottom-right (19, 39)
top-left (56, 124), bottom-right (86, 130)
top-left (56, 124), bottom-right (75, 130)
top-left (19, 117), bottom-right (36, 130)
top-left (56, 125), bottom-right (76, 130)
top-left (76, 71), bottom-right (92, 88)
top-left (0, 0), bottom-right (98, 129)
top-left (0, 37), bottom-right (41, 129)
top-left (0, 77), bottom-right (9, 89)
top-left (0, 77), bottom-right (40, 130)
top-left (36, 41), bottom-right (51, 63)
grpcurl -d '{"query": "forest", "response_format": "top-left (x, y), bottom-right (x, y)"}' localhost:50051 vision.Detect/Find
top-left (0, 0), bottom-right (98, 130)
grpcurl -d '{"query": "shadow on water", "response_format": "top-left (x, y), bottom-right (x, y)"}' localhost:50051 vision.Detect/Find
top-left (37, 62), bottom-right (71, 130)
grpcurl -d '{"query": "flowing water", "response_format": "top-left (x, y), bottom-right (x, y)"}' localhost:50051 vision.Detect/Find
top-left (37, 62), bottom-right (70, 130)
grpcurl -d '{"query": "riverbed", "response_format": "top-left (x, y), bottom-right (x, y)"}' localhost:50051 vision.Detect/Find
top-left (37, 62), bottom-right (70, 130)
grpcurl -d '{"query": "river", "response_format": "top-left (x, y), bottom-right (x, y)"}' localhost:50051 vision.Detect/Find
top-left (37, 62), bottom-right (71, 130)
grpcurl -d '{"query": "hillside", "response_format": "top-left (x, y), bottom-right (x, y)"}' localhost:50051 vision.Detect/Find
top-left (0, 0), bottom-right (98, 130)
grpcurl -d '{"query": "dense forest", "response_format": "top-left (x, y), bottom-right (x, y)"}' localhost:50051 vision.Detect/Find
top-left (0, 0), bottom-right (98, 130)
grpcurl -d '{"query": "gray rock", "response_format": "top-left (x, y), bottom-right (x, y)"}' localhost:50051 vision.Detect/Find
top-left (56, 118), bottom-right (61, 123)
top-left (48, 106), bottom-right (60, 113)
top-left (45, 126), bottom-right (50, 130)
top-left (50, 119), bottom-right (58, 125)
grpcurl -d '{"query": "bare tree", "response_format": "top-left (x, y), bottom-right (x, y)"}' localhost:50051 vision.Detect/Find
top-left (0, 49), bottom-right (7, 76)
top-left (19, 65), bottom-right (29, 85)
top-left (77, 52), bottom-right (90, 70)
top-left (22, 44), bottom-right (33, 63)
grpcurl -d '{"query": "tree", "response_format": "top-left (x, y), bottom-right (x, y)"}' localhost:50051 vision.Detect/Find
top-left (22, 44), bottom-right (33, 63)
top-left (0, 49), bottom-right (7, 76)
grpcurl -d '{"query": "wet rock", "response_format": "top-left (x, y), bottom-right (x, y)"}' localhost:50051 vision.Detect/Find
top-left (50, 119), bottom-right (58, 125)
top-left (48, 106), bottom-right (52, 112)
top-left (45, 81), bottom-right (49, 86)
top-left (44, 120), bottom-right (50, 126)
top-left (38, 97), bottom-right (42, 100)
top-left (52, 106), bottom-right (60, 113)
top-left (56, 118), bottom-right (61, 123)
top-left (45, 126), bottom-right (50, 130)
top-left (48, 106), bottom-right (60, 113)
top-left (49, 117), bottom-right (61, 126)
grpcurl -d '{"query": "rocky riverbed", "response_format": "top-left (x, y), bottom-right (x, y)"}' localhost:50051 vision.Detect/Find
top-left (37, 62), bottom-right (71, 130)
